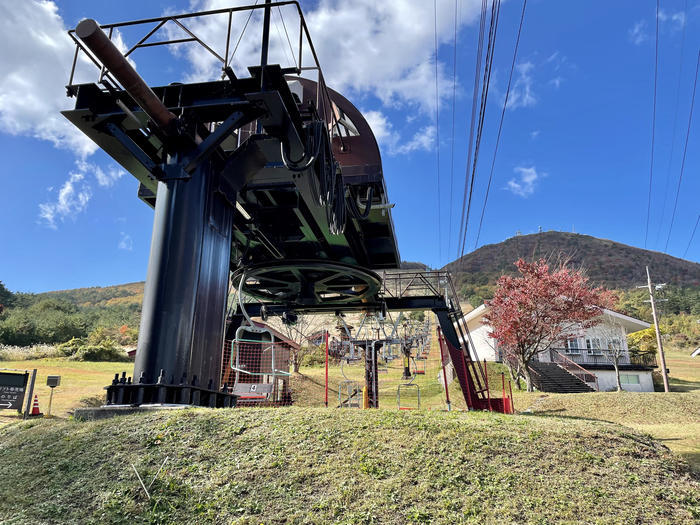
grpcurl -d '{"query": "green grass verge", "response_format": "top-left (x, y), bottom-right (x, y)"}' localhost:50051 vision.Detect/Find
top-left (0, 359), bottom-right (127, 422)
top-left (0, 408), bottom-right (698, 524)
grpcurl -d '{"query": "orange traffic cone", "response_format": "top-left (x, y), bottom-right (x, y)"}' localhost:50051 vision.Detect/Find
top-left (30, 394), bottom-right (42, 417)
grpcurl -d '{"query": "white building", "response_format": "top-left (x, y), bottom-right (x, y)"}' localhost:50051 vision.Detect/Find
top-left (462, 305), bottom-right (657, 392)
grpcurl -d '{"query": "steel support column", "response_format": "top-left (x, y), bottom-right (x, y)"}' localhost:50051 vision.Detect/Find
top-left (134, 156), bottom-right (233, 388)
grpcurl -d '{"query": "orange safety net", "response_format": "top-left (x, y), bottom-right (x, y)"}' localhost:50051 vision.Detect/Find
top-left (221, 339), bottom-right (293, 407)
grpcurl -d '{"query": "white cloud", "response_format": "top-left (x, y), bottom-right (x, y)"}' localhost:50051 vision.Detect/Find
top-left (530, 130), bottom-right (540, 140)
top-left (507, 62), bottom-right (537, 109)
top-left (549, 76), bottom-right (563, 89)
top-left (658, 9), bottom-right (686, 31)
top-left (175, 0), bottom-right (484, 115)
top-left (394, 125), bottom-right (436, 155)
top-left (363, 109), bottom-right (434, 156)
top-left (505, 166), bottom-right (543, 197)
top-left (546, 51), bottom-right (560, 64)
top-left (628, 20), bottom-right (648, 45)
top-left (77, 160), bottom-right (125, 188)
top-left (118, 232), bottom-right (133, 251)
top-left (38, 159), bottom-right (125, 228)
top-left (38, 171), bottom-right (92, 229)
top-left (0, 0), bottom-right (98, 158)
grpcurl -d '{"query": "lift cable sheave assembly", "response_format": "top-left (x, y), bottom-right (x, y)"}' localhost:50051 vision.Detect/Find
top-left (64, 2), bottom-right (510, 413)
top-left (65, 2), bottom-right (399, 407)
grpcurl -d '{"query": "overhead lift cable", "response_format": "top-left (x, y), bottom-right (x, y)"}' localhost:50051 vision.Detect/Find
top-left (644, 0), bottom-right (660, 248)
top-left (456, 0), bottom-right (488, 264)
top-left (448, 0), bottom-right (459, 257)
top-left (654, 0), bottom-right (689, 248)
top-left (458, 0), bottom-right (501, 262)
top-left (682, 215), bottom-right (700, 259)
top-left (474, 0), bottom-right (528, 250)
top-left (434, 0), bottom-right (443, 263)
top-left (664, 49), bottom-right (699, 253)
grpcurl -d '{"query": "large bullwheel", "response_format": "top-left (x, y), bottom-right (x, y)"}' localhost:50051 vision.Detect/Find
top-left (234, 260), bottom-right (382, 306)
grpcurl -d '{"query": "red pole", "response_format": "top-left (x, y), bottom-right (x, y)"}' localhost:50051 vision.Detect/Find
top-left (460, 344), bottom-right (474, 410)
top-left (501, 372), bottom-right (506, 414)
top-left (438, 329), bottom-right (451, 411)
top-left (484, 359), bottom-right (492, 412)
top-left (508, 380), bottom-right (514, 414)
top-left (324, 330), bottom-right (329, 407)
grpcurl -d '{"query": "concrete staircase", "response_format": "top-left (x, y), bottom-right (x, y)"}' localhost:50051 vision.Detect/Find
top-left (528, 361), bottom-right (595, 393)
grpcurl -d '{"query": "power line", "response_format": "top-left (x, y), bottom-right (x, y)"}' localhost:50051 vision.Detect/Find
top-left (664, 49), bottom-right (699, 252)
top-left (654, 0), bottom-right (688, 248)
top-left (644, 0), bottom-right (660, 248)
top-left (459, 0), bottom-right (500, 260)
top-left (474, 0), bottom-right (528, 249)
top-left (682, 214), bottom-right (700, 259)
top-left (434, 0), bottom-right (442, 264)
top-left (448, 0), bottom-right (459, 259)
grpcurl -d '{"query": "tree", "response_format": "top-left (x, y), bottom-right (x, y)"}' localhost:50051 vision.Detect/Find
top-left (596, 319), bottom-right (628, 392)
top-left (268, 313), bottom-right (328, 373)
top-left (484, 258), bottom-right (615, 391)
top-left (0, 281), bottom-right (14, 310)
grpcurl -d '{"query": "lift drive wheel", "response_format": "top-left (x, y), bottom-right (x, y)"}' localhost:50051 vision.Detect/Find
top-left (234, 260), bottom-right (381, 306)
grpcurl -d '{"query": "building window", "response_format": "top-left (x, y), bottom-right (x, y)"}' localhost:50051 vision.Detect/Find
top-left (607, 338), bottom-right (622, 352)
top-left (565, 338), bottom-right (581, 354)
top-left (586, 337), bottom-right (602, 355)
top-left (620, 373), bottom-right (640, 385)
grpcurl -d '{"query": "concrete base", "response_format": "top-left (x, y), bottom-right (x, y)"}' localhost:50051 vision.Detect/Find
top-left (73, 403), bottom-right (194, 421)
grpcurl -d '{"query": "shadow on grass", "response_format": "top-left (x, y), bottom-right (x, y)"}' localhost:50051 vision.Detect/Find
top-left (519, 409), bottom-right (618, 426)
top-left (669, 377), bottom-right (700, 393)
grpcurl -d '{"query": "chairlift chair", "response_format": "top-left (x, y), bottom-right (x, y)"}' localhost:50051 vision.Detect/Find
top-left (413, 356), bottom-right (426, 375)
top-left (397, 382), bottom-right (420, 410)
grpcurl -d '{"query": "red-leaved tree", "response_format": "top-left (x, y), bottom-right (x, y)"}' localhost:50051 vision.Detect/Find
top-left (484, 258), bottom-right (616, 391)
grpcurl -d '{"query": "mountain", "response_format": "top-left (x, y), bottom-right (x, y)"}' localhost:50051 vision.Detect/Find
top-left (445, 232), bottom-right (700, 292)
top-left (37, 281), bottom-right (144, 308)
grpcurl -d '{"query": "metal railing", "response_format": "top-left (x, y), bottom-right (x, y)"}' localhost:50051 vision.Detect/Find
top-left (548, 348), bottom-right (657, 368)
top-left (550, 350), bottom-right (599, 391)
top-left (66, 1), bottom-right (344, 143)
top-left (380, 270), bottom-right (450, 299)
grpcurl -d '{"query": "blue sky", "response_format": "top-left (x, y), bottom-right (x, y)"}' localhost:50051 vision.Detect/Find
top-left (0, 0), bottom-right (698, 293)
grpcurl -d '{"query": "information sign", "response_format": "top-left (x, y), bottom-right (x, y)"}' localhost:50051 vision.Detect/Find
top-left (0, 371), bottom-right (29, 411)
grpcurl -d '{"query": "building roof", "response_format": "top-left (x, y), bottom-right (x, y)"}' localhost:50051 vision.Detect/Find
top-left (250, 321), bottom-right (301, 350)
top-left (462, 304), bottom-right (650, 334)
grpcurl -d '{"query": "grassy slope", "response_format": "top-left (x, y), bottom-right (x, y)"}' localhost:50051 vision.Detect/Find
top-left (1, 408), bottom-right (698, 525)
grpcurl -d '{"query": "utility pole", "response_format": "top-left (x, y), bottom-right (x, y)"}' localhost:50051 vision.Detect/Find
top-left (645, 266), bottom-right (670, 392)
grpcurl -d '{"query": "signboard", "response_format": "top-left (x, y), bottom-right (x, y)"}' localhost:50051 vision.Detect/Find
top-left (47, 375), bottom-right (61, 388)
top-left (232, 383), bottom-right (274, 396)
top-left (0, 371), bottom-right (29, 411)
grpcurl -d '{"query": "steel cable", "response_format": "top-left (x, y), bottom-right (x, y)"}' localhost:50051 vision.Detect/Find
top-left (664, 49), bottom-right (699, 252)
top-left (456, 0), bottom-right (488, 264)
top-left (474, 0), bottom-right (528, 250)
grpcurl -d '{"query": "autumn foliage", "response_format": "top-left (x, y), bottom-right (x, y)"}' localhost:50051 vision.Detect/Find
top-left (484, 258), bottom-right (616, 390)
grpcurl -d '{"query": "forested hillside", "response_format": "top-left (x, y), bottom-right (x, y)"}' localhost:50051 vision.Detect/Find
top-left (447, 232), bottom-right (700, 305)
top-left (0, 281), bottom-right (143, 348)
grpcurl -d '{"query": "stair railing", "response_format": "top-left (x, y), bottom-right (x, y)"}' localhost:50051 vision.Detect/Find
top-left (550, 349), bottom-right (599, 391)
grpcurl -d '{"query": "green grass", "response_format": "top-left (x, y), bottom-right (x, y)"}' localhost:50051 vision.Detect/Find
top-left (523, 391), bottom-right (700, 472)
top-left (665, 345), bottom-right (700, 392)
top-left (0, 358), bottom-right (128, 422)
top-left (0, 408), bottom-right (698, 524)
